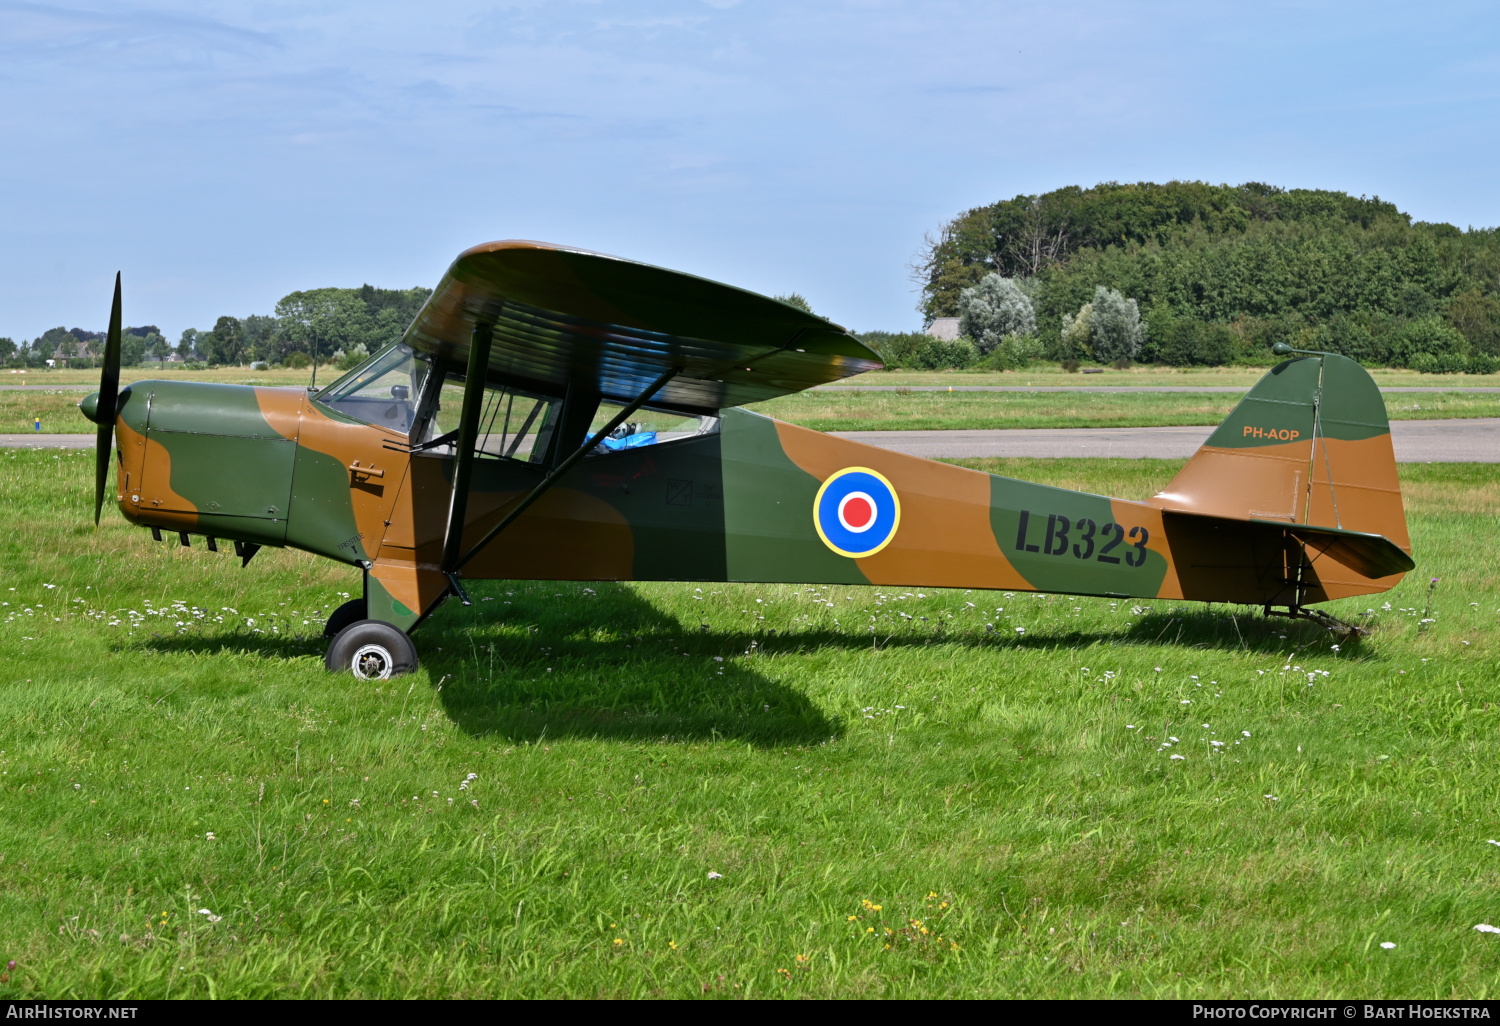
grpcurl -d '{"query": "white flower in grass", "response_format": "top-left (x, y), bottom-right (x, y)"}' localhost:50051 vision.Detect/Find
top-left (205, 832), bottom-right (215, 840)
top-left (1380, 941), bottom-right (1396, 949)
top-left (1487, 840), bottom-right (1500, 848)
top-left (1170, 754), bottom-right (1185, 760)
top-left (1475, 924), bottom-right (1500, 934)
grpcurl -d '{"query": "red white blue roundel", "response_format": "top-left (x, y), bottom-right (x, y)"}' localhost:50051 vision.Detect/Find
top-left (813, 467), bottom-right (901, 558)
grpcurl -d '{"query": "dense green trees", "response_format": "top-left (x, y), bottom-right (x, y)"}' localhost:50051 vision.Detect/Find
top-left (910, 181), bottom-right (1500, 369)
top-left (0, 285), bottom-right (435, 369)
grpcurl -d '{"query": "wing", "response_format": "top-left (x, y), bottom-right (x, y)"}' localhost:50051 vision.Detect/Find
top-left (401, 240), bottom-right (882, 410)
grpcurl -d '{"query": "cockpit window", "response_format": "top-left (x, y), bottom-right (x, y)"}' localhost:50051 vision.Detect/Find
top-left (315, 343), bottom-right (430, 434)
top-left (586, 402), bottom-right (718, 455)
top-left (416, 372), bottom-right (557, 464)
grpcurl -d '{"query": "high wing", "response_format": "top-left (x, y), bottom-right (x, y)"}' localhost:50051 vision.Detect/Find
top-left (401, 240), bottom-right (882, 410)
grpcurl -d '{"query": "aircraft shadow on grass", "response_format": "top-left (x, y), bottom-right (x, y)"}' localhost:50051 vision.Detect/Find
top-left (416, 586), bottom-right (847, 747)
top-left (133, 591), bottom-right (1366, 745)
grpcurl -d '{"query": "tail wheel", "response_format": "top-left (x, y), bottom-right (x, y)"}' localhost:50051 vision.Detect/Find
top-left (323, 597), bottom-right (369, 639)
top-left (325, 620), bottom-right (419, 680)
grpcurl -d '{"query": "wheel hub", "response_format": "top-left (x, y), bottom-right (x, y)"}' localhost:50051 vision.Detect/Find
top-left (351, 643), bottom-right (393, 680)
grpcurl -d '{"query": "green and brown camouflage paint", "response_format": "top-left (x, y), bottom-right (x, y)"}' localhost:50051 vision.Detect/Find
top-left (96, 349), bottom-right (1411, 639)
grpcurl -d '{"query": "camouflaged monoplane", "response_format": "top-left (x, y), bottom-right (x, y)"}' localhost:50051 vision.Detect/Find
top-left (79, 241), bottom-right (1415, 678)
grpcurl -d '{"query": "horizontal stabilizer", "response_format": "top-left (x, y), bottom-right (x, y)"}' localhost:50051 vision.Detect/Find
top-left (1268, 520), bottom-right (1416, 579)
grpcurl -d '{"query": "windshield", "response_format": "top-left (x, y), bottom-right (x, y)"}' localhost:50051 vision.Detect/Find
top-left (315, 343), bottom-right (431, 434)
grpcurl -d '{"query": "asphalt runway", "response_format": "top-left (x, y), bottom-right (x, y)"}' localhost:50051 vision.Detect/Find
top-left (6, 418), bottom-right (1496, 461)
top-left (832, 418), bottom-right (1500, 462)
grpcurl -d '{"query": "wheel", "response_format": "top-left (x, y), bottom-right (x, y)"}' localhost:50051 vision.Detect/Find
top-left (323, 597), bottom-right (369, 639)
top-left (324, 619), bottom-right (419, 680)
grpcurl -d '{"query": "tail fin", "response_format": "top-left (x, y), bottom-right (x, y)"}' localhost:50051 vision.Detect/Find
top-left (1149, 351), bottom-right (1411, 591)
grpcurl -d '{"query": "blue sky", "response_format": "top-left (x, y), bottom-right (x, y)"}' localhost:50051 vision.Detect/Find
top-left (2, 0), bottom-right (1498, 342)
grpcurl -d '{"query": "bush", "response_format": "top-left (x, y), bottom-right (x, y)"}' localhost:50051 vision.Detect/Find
top-left (1392, 318), bottom-right (1468, 368)
top-left (858, 331), bottom-right (926, 369)
top-left (336, 345), bottom-right (369, 371)
top-left (957, 274), bottom-right (1036, 354)
top-left (1061, 359), bottom-right (1080, 373)
top-left (1089, 286), bottom-right (1145, 364)
top-left (859, 331), bottom-right (978, 370)
top-left (283, 352), bottom-right (312, 370)
top-left (1468, 353), bottom-right (1498, 375)
top-left (1444, 288), bottom-right (1500, 357)
top-left (1057, 303), bottom-right (1093, 361)
top-left (915, 336), bottom-right (979, 369)
top-left (182, 360), bottom-right (206, 371)
top-left (976, 333), bottom-right (1044, 370)
top-left (1152, 317), bottom-right (1234, 366)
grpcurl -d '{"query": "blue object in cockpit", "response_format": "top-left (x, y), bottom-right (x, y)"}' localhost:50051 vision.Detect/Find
top-left (600, 431), bottom-right (657, 451)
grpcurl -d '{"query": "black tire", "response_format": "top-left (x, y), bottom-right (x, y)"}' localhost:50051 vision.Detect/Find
top-left (325, 619), bottom-right (419, 680)
top-left (323, 597), bottom-right (369, 639)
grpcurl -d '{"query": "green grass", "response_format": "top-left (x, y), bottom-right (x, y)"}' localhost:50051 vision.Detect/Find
top-left (15, 388), bottom-right (1500, 436)
top-left (841, 367), bottom-right (1500, 389)
top-left (747, 389), bottom-right (1500, 432)
top-left (1, 451), bottom-right (1498, 998)
top-left (9, 366), bottom-right (317, 388)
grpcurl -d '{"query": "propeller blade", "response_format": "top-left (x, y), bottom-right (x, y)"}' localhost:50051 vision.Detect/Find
top-left (94, 273), bottom-right (122, 526)
top-left (94, 422), bottom-right (112, 526)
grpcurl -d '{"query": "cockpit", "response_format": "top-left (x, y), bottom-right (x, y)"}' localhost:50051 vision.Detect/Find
top-left (314, 342), bottom-right (718, 464)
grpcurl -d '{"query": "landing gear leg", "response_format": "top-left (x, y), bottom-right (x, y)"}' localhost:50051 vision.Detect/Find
top-left (324, 564), bottom-right (373, 638)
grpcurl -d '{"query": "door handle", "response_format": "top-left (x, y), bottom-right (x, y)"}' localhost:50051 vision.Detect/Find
top-left (349, 461), bottom-right (385, 480)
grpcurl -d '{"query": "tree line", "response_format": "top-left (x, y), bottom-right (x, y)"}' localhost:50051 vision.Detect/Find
top-left (893, 181), bottom-right (1500, 371)
top-left (0, 284), bottom-right (432, 371)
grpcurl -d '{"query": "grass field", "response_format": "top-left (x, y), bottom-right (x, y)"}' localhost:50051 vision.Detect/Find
top-left (15, 364), bottom-right (1500, 391)
top-left (747, 389), bottom-right (1500, 432)
top-left (838, 368), bottom-right (1500, 389)
top-left (8, 386), bottom-right (1499, 436)
top-left (0, 450), bottom-right (1497, 998)
top-left (6, 367), bottom-right (317, 388)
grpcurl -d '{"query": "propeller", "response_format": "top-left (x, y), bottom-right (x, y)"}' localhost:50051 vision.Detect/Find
top-left (88, 273), bottom-right (122, 525)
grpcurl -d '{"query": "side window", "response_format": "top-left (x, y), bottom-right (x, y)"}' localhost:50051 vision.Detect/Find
top-left (419, 371), bottom-right (557, 464)
top-left (586, 402), bottom-right (719, 455)
top-left (476, 387), bottom-right (554, 462)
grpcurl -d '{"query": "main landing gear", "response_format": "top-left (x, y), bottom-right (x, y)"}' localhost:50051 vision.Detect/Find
top-left (324, 619), bottom-right (420, 680)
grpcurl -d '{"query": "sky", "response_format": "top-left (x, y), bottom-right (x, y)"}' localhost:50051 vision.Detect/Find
top-left (2, 0), bottom-right (1498, 342)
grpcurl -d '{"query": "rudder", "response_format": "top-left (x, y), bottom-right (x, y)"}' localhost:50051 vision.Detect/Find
top-left (1149, 351), bottom-right (1409, 558)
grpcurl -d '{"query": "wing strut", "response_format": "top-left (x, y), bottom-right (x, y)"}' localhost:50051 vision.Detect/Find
top-left (438, 321), bottom-right (495, 602)
top-left (447, 365), bottom-right (680, 585)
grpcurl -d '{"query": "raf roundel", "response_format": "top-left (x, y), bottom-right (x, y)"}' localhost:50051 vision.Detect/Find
top-left (814, 467), bottom-right (901, 558)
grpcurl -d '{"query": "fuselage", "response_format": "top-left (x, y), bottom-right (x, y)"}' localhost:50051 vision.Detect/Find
top-left (98, 370), bottom-right (1407, 634)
